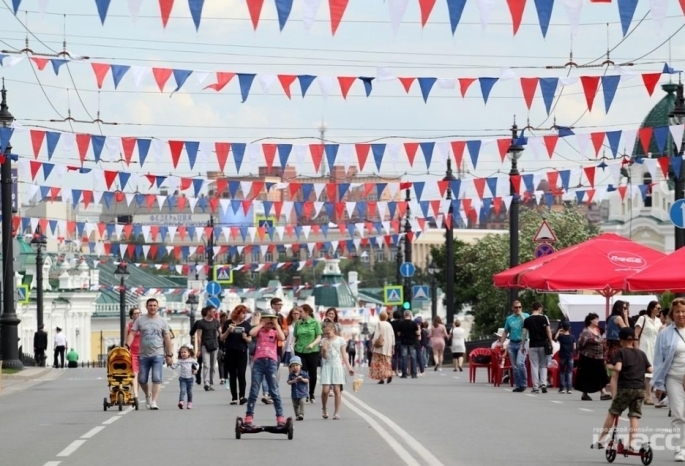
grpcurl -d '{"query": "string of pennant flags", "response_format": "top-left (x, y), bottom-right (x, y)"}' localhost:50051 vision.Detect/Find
top-left (10, 51), bottom-right (674, 110)
top-left (9, 0), bottom-right (682, 38)
top-left (8, 117), bottom-right (685, 177)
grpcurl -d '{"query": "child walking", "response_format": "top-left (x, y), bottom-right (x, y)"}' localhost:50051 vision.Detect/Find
top-left (320, 322), bottom-right (354, 420)
top-left (287, 356), bottom-right (309, 421)
top-left (244, 308), bottom-right (286, 426)
top-left (555, 321), bottom-right (577, 394)
top-left (170, 345), bottom-right (199, 409)
top-left (592, 327), bottom-right (652, 452)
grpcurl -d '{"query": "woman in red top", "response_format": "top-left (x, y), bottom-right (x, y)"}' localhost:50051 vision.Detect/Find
top-left (126, 307), bottom-right (142, 399)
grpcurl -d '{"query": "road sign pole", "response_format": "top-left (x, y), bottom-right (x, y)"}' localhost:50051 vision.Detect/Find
top-left (403, 188), bottom-right (412, 309)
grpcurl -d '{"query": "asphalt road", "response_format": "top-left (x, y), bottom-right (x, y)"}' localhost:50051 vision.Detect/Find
top-left (0, 366), bottom-right (676, 466)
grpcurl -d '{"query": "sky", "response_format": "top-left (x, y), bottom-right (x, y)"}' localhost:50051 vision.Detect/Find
top-left (1, 0), bottom-right (683, 203)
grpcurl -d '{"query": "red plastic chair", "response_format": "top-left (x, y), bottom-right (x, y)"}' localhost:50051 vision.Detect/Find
top-left (468, 348), bottom-right (492, 383)
top-left (547, 352), bottom-right (558, 388)
top-left (491, 346), bottom-right (513, 387)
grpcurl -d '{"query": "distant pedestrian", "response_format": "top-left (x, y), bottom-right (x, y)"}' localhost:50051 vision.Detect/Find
top-left (293, 304), bottom-right (322, 403)
top-left (170, 345), bottom-right (199, 409)
top-left (430, 316), bottom-right (449, 371)
top-left (126, 307), bottom-right (142, 399)
top-left (496, 300), bottom-right (529, 392)
top-left (397, 311), bottom-right (420, 379)
top-left (554, 321), bottom-right (577, 394)
top-left (369, 311), bottom-right (395, 384)
top-left (282, 307), bottom-right (301, 366)
top-left (66, 348), bottom-right (79, 368)
top-left (574, 313), bottom-right (612, 402)
top-left (633, 301), bottom-right (662, 405)
top-left (195, 305), bottom-right (220, 391)
top-left (320, 322), bottom-right (354, 420)
top-left (450, 319), bottom-right (466, 372)
top-left (220, 304), bottom-right (252, 405)
top-left (125, 298), bottom-right (173, 410)
top-left (521, 302), bottom-right (553, 394)
top-left (53, 327), bottom-right (67, 368)
top-left (33, 324), bottom-right (47, 367)
top-left (287, 356), bottom-right (309, 421)
top-left (346, 338), bottom-right (357, 368)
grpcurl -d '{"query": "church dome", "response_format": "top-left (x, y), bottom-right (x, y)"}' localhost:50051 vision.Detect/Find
top-left (632, 83), bottom-right (678, 157)
top-left (312, 258), bottom-right (357, 309)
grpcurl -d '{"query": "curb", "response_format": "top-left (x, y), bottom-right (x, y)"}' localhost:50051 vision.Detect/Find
top-left (4, 367), bottom-right (55, 381)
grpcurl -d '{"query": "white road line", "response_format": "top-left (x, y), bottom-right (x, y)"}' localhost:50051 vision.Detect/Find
top-left (56, 440), bottom-right (86, 457)
top-left (620, 417), bottom-right (630, 422)
top-left (81, 426), bottom-right (105, 439)
top-left (525, 394), bottom-right (536, 398)
top-left (102, 416), bottom-right (120, 425)
top-left (346, 393), bottom-right (446, 466)
top-left (119, 407), bottom-right (133, 415)
top-left (342, 399), bottom-right (421, 466)
top-left (43, 462), bottom-right (61, 466)
top-left (551, 401), bottom-right (563, 404)
top-left (579, 408), bottom-right (594, 412)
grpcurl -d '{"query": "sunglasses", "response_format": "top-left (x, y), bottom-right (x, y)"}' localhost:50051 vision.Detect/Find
top-left (513, 306), bottom-right (522, 309)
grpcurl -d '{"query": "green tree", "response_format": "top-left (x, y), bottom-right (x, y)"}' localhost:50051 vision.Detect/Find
top-left (431, 205), bottom-right (599, 338)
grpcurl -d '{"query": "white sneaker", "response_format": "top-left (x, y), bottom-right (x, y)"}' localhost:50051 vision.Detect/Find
top-left (145, 397), bottom-right (151, 410)
top-left (675, 450), bottom-right (685, 462)
top-left (150, 401), bottom-right (159, 410)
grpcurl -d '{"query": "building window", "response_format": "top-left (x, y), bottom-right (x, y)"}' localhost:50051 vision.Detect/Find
top-left (375, 249), bottom-right (386, 262)
top-left (360, 251), bottom-right (369, 262)
top-left (251, 250), bottom-right (260, 263)
top-left (643, 173), bottom-right (652, 208)
top-left (264, 251), bottom-right (273, 262)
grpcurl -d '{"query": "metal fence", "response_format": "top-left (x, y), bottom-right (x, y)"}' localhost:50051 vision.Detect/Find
top-left (21, 353), bottom-right (106, 369)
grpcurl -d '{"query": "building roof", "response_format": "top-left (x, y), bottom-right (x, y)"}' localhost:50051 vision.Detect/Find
top-left (96, 261), bottom-right (180, 289)
top-left (312, 272), bottom-right (357, 309)
top-left (633, 83), bottom-right (678, 157)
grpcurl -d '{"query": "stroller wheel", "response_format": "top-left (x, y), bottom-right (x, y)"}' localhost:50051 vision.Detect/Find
top-left (103, 397), bottom-right (108, 411)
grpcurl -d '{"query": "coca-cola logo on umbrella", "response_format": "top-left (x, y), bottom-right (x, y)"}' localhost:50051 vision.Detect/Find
top-left (607, 251), bottom-right (647, 269)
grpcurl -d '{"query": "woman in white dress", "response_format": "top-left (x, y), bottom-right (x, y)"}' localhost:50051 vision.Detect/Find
top-left (634, 301), bottom-right (663, 405)
top-left (320, 322), bottom-right (354, 420)
top-left (450, 319), bottom-right (466, 372)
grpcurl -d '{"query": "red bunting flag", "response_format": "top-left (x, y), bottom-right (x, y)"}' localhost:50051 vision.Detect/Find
top-left (159, 0), bottom-right (175, 27)
top-left (82, 190), bottom-right (93, 209)
top-left (310, 144), bottom-right (324, 173)
top-left (510, 175), bottom-right (522, 194)
top-left (580, 76), bottom-right (600, 112)
top-left (204, 72), bottom-right (235, 91)
top-left (121, 137), bottom-right (136, 165)
top-left (520, 77), bottom-right (538, 110)
top-left (473, 178), bottom-right (486, 200)
top-left (29, 160), bottom-right (41, 180)
top-left (245, 0), bottom-right (264, 30)
top-left (617, 186), bottom-right (628, 201)
top-left (657, 156), bottom-right (670, 178)
top-left (91, 63), bottom-right (111, 89)
top-left (30, 129), bottom-right (45, 158)
top-left (418, 0), bottom-right (436, 27)
top-left (152, 68), bottom-right (173, 92)
top-left (215, 179), bottom-right (228, 195)
top-left (404, 142), bottom-right (419, 166)
top-left (30, 57), bottom-right (49, 70)
top-left (583, 166), bottom-right (596, 188)
top-left (278, 75), bottom-right (297, 99)
top-left (450, 140), bottom-right (465, 168)
top-left (262, 144), bottom-right (277, 170)
top-left (337, 76), bottom-right (356, 99)
top-left (641, 72), bottom-right (661, 96)
top-left (547, 171), bottom-right (559, 189)
top-left (543, 135), bottom-right (558, 158)
top-left (328, 0), bottom-right (350, 35)
top-left (215, 142), bottom-right (230, 172)
top-left (168, 140), bottom-right (185, 168)
top-left (76, 134), bottom-right (91, 163)
top-left (638, 127), bottom-right (653, 154)
top-left (398, 77), bottom-right (415, 93)
top-left (497, 139), bottom-right (510, 162)
top-left (458, 78), bottom-right (476, 97)
top-left (590, 132), bottom-right (605, 158)
top-left (355, 144), bottom-right (370, 171)
top-left (680, 0), bottom-right (685, 16)
top-left (506, 0), bottom-right (526, 35)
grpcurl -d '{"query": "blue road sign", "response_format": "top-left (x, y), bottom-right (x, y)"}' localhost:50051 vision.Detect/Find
top-left (383, 286), bottom-right (403, 305)
top-left (670, 199), bottom-right (685, 229)
top-left (400, 262), bottom-right (416, 278)
top-left (413, 285), bottom-right (430, 300)
top-left (207, 296), bottom-right (222, 309)
top-left (534, 243), bottom-right (555, 258)
top-left (206, 281), bottom-right (222, 296)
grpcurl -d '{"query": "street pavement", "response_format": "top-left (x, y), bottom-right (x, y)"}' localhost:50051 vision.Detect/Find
top-left (0, 365), bottom-right (676, 466)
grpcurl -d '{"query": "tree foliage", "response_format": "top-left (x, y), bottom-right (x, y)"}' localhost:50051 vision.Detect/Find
top-left (431, 205), bottom-right (600, 338)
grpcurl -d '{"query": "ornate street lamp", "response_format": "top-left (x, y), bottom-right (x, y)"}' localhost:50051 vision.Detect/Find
top-left (669, 80), bottom-right (685, 251)
top-left (443, 159), bottom-right (456, 327)
top-left (30, 226), bottom-right (47, 332)
top-left (508, 122), bottom-right (525, 308)
top-left (114, 263), bottom-right (130, 346)
top-left (427, 261), bottom-right (439, 321)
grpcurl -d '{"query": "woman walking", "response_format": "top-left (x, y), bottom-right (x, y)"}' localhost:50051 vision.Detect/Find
top-left (369, 311), bottom-right (395, 384)
top-left (634, 301), bottom-right (662, 405)
top-left (605, 300), bottom-right (629, 366)
top-left (574, 313), bottom-right (612, 401)
top-left (220, 304), bottom-right (252, 405)
top-left (450, 319), bottom-right (466, 372)
top-left (293, 304), bottom-right (322, 403)
top-left (125, 307), bottom-right (142, 400)
top-left (282, 308), bottom-right (300, 366)
top-left (430, 316), bottom-right (449, 371)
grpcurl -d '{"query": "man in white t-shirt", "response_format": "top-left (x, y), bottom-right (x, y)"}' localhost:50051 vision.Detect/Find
top-left (53, 327), bottom-right (67, 369)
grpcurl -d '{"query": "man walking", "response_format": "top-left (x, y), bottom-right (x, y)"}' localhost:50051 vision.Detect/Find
top-left (522, 302), bottom-right (554, 394)
top-left (53, 327), bottom-right (67, 368)
top-left (195, 305), bottom-right (220, 391)
top-left (126, 298), bottom-right (173, 410)
top-left (33, 324), bottom-right (47, 367)
top-left (397, 311), bottom-right (420, 379)
top-left (497, 301), bottom-right (530, 392)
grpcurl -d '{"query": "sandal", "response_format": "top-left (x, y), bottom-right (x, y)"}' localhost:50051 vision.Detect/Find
top-left (322, 409), bottom-right (328, 419)
top-left (333, 414), bottom-right (340, 420)
top-left (644, 400), bottom-right (654, 406)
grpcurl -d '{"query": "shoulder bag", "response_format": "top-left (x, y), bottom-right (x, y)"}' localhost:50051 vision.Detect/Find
top-left (543, 316), bottom-right (553, 355)
top-left (374, 325), bottom-right (385, 348)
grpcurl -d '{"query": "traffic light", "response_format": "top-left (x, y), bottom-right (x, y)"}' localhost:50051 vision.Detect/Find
top-left (402, 301), bottom-right (411, 311)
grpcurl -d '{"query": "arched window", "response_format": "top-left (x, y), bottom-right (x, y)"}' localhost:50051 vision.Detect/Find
top-left (643, 173), bottom-right (653, 208)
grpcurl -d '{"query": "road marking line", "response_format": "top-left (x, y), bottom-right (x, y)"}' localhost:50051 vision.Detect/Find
top-left (81, 426), bottom-right (105, 439)
top-left (346, 393), bottom-right (445, 466)
top-left (526, 394), bottom-right (536, 398)
top-left (342, 399), bottom-right (421, 466)
top-left (119, 407), bottom-right (133, 415)
top-left (551, 401), bottom-right (563, 404)
top-left (579, 408), bottom-right (594, 412)
top-left (43, 462), bottom-right (61, 466)
top-left (56, 440), bottom-right (86, 457)
top-left (102, 416), bottom-right (120, 425)
top-left (620, 417), bottom-right (629, 422)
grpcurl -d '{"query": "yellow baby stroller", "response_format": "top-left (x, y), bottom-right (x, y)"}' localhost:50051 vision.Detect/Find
top-left (103, 346), bottom-right (138, 411)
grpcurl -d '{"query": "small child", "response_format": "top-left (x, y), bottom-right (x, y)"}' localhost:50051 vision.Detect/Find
top-left (170, 345), bottom-right (199, 409)
top-left (554, 321), bottom-right (577, 394)
top-left (320, 322), bottom-right (354, 420)
top-left (287, 356), bottom-right (309, 421)
top-left (245, 310), bottom-right (286, 426)
top-left (593, 327), bottom-right (652, 452)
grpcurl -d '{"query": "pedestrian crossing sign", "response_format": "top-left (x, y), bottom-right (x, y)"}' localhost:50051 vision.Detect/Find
top-left (383, 286), bottom-right (403, 305)
top-left (214, 265), bottom-right (233, 284)
top-left (17, 285), bottom-right (29, 304)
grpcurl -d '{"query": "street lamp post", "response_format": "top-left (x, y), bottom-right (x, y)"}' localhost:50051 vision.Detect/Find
top-left (114, 263), bottom-right (130, 346)
top-left (403, 188), bottom-right (413, 310)
top-left (206, 215), bottom-right (215, 281)
top-left (508, 122), bottom-right (525, 309)
top-left (186, 294), bottom-right (198, 330)
top-left (30, 226), bottom-right (47, 331)
top-left (443, 159), bottom-right (456, 327)
top-left (427, 261), bottom-right (439, 322)
top-left (0, 82), bottom-right (21, 369)
top-left (669, 79), bottom-right (685, 252)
